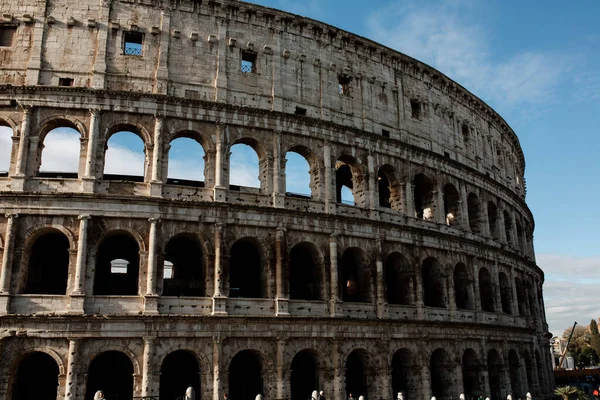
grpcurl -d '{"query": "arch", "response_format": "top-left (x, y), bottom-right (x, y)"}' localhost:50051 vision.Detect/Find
top-left (229, 238), bottom-right (263, 298)
top-left (86, 351), bottom-right (134, 400)
top-left (289, 242), bottom-right (323, 301)
top-left (487, 349), bottom-right (504, 400)
top-left (499, 272), bottom-right (512, 314)
top-left (479, 267), bottom-right (495, 313)
top-left (385, 252), bottom-right (414, 305)
top-left (11, 351), bottom-right (60, 400)
top-left (488, 202), bottom-right (499, 239)
top-left (516, 221), bottom-right (524, 252)
top-left (229, 139), bottom-right (264, 189)
top-left (462, 349), bottom-right (484, 398)
top-left (167, 135), bottom-right (206, 183)
top-left (103, 128), bottom-right (147, 179)
top-left (93, 231), bottom-right (140, 295)
top-left (503, 210), bottom-right (513, 246)
top-left (413, 174), bottom-right (434, 220)
top-left (454, 263), bottom-right (474, 310)
top-left (345, 349), bottom-right (370, 399)
top-left (535, 350), bottom-right (545, 393)
top-left (0, 124), bottom-right (13, 173)
top-left (430, 348), bottom-right (455, 398)
top-left (22, 229), bottom-right (70, 295)
top-left (290, 350), bottom-right (319, 400)
top-left (508, 349), bottom-right (523, 398)
top-left (163, 233), bottom-right (205, 297)
top-left (37, 124), bottom-right (82, 175)
top-left (443, 183), bottom-right (461, 226)
top-left (391, 348), bottom-right (416, 400)
top-left (378, 165), bottom-right (403, 210)
top-left (160, 350), bottom-right (201, 400)
top-left (515, 277), bottom-right (526, 316)
top-left (341, 247), bottom-right (373, 303)
top-left (521, 350), bottom-right (534, 393)
top-left (285, 149), bottom-right (313, 198)
top-left (229, 350), bottom-right (263, 400)
top-left (336, 155), bottom-right (366, 207)
top-left (421, 257), bottom-right (446, 308)
top-left (467, 193), bottom-right (483, 234)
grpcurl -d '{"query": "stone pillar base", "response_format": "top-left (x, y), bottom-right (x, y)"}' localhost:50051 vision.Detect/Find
top-left (149, 181), bottom-right (163, 197)
top-left (68, 294), bottom-right (85, 315)
top-left (10, 176), bottom-right (26, 192)
top-left (211, 296), bottom-right (228, 315)
top-left (81, 177), bottom-right (96, 194)
top-left (0, 295), bottom-right (9, 315)
top-left (325, 201), bottom-right (336, 215)
top-left (213, 186), bottom-right (227, 202)
top-left (143, 295), bottom-right (159, 315)
top-left (329, 300), bottom-right (343, 318)
top-left (376, 301), bottom-right (388, 319)
top-left (275, 297), bottom-right (289, 316)
top-left (272, 193), bottom-right (286, 208)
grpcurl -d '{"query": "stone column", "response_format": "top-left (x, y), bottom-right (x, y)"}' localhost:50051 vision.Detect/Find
top-left (414, 261), bottom-right (425, 319)
top-left (509, 268), bottom-right (520, 316)
top-left (64, 339), bottom-right (80, 400)
top-left (12, 107), bottom-right (31, 191)
top-left (276, 339), bottom-right (290, 400)
top-left (405, 182), bottom-right (414, 217)
top-left (375, 239), bottom-right (386, 319)
top-left (82, 109), bottom-right (100, 192)
top-left (435, 182), bottom-right (446, 224)
top-left (421, 365), bottom-right (432, 400)
top-left (473, 262), bottom-right (482, 321)
top-left (272, 130), bottom-right (285, 208)
top-left (332, 340), bottom-right (343, 400)
top-left (214, 123), bottom-right (227, 202)
top-left (212, 223), bottom-right (227, 315)
top-left (459, 182), bottom-right (469, 228)
top-left (141, 337), bottom-right (156, 397)
top-left (275, 228), bottom-right (289, 316)
top-left (212, 337), bottom-right (223, 400)
top-left (0, 214), bottom-right (17, 314)
top-left (149, 117), bottom-right (163, 197)
top-left (144, 218), bottom-right (160, 314)
top-left (367, 155), bottom-right (377, 212)
top-left (498, 202), bottom-right (508, 244)
top-left (480, 341), bottom-right (491, 397)
top-left (492, 262), bottom-right (503, 314)
top-left (447, 263), bottom-right (457, 318)
top-left (329, 235), bottom-right (340, 317)
top-left (324, 141), bottom-right (335, 214)
top-left (69, 215), bottom-right (91, 314)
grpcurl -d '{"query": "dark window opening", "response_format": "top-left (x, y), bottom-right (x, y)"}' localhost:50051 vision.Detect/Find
top-left (488, 202), bottom-right (499, 239)
top-left (422, 257), bottom-right (446, 308)
top-left (338, 75), bottom-right (352, 96)
top-left (58, 78), bottom-right (74, 87)
top-left (392, 349), bottom-right (414, 400)
top-left (488, 350), bottom-right (503, 400)
top-left (515, 277), bottom-right (526, 316)
top-left (504, 210), bottom-right (513, 245)
top-left (24, 232), bottom-right (70, 295)
top-left (229, 239), bottom-right (262, 298)
top-left (341, 248), bottom-right (372, 303)
top-left (430, 349), bottom-right (454, 398)
top-left (295, 106), bottom-right (307, 116)
top-left (160, 351), bottom-right (201, 400)
top-left (229, 351), bottom-right (263, 400)
top-left (378, 165), bottom-right (402, 211)
top-left (382, 129), bottom-right (390, 138)
top-left (467, 193), bottom-right (483, 234)
top-left (385, 253), bottom-right (414, 305)
top-left (289, 243), bottom-right (321, 301)
top-left (94, 234), bottom-right (140, 295)
top-left (345, 351), bottom-right (368, 400)
top-left (86, 352), bottom-right (133, 400)
top-left (123, 32), bottom-right (143, 56)
top-left (378, 170), bottom-right (391, 208)
top-left (291, 351), bottom-right (318, 400)
top-left (508, 350), bottom-right (523, 398)
top-left (163, 235), bottom-right (205, 297)
top-left (479, 268), bottom-right (495, 312)
top-left (335, 162), bottom-right (355, 206)
top-left (443, 184), bottom-right (460, 226)
top-left (12, 352), bottom-right (59, 400)
top-left (453, 263), bottom-right (473, 310)
top-left (462, 350), bottom-right (483, 398)
top-left (413, 174), bottom-right (434, 220)
top-left (241, 51), bottom-right (257, 73)
top-left (410, 100), bottom-right (420, 119)
top-left (444, 151), bottom-right (450, 158)
top-left (0, 26), bottom-right (17, 47)
top-left (499, 272), bottom-right (512, 314)
top-left (462, 124), bottom-right (470, 142)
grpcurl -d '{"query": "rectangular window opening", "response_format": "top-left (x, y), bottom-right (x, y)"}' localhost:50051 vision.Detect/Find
top-left (410, 99), bottom-right (420, 119)
top-left (338, 75), bottom-right (352, 96)
top-left (123, 32), bottom-right (144, 56)
top-left (382, 129), bottom-right (390, 138)
top-left (295, 106), bottom-right (307, 116)
top-left (444, 151), bottom-right (450, 158)
top-left (462, 124), bottom-right (470, 141)
top-left (241, 51), bottom-right (257, 73)
top-left (58, 78), bottom-right (74, 87)
top-left (0, 26), bottom-right (17, 47)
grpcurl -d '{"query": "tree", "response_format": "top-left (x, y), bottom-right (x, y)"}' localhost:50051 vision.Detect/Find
top-left (590, 319), bottom-right (600, 356)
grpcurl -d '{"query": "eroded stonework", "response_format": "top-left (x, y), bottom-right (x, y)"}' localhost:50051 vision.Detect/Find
top-left (0, 0), bottom-right (552, 399)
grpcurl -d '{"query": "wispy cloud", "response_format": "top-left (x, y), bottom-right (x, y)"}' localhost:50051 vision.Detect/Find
top-left (367, 0), bottom-right (568, 114)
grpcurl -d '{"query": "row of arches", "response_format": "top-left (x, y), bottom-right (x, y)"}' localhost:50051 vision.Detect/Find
top-left (14, 228), bottom-right (540, 319)
top-left (8, 346), bottom-right (546, 400)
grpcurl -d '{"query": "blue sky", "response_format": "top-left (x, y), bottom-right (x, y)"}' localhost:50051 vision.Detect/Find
top-left (0, 0), bottom-right (597, 335)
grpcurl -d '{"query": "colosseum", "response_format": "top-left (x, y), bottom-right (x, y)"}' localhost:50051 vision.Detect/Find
top-left (0, 0), bottom-right (553, 399)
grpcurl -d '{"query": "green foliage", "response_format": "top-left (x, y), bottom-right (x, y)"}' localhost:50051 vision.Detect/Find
top-left (555, 386), bottom-right (590, 400)
top-left (591, 319), bottom-right (599, 336)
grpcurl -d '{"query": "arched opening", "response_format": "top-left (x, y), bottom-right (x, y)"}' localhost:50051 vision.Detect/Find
top-left (385, 253), bottom-right (414, 305)
top-left (286, 151), bottom-right (312, 198)
top-left (413, 174), bottom-right (434, 220)
top-left (515, 277), bottom-right (526, 316)
top-left (499, 272), bottom-right (512, 314)
top-left (229, 239), bottom-right (263, 298)
top-left (160, 350), bottom-right (201, 400)
top-left (345, 350), bottom-right (369, 399)
top-left (421, 257), bottom-right (446, 308)
top-left (86, 351), bottom-right (134, 400)
top-left (341, 248), bottom-right (372, 303)
top-left (454, 263), bottom-right (474, 310)
top-left (290, 350), bottom-right (319, 400)
top-left (94, 233), bottom-right (140, 295)
top-left (430, 349), bottom-right (454, 398)
top-left (377, 165), bottom-right (402, 210)
top-left (535, 350), bottom-right (545, 393)
top-left (163, 234), bottom-right (205, 297)
top-left (443, 184), bottom-right (461, 226)
top-left (467, 193), bottom-right (483, 234)
top-left (167, 136), bottom-right (206, 185)
top-left (289, 242), bottom-right (322, 301)
top-left (525, 281), bottom-right (536, 318)
top-left (504, 210), bottom-right (513, 246)
top-left (0, 125), bottom-right (12, 174)
top-left (508, 349), bottom-right (523, 398)
top-left (23, 230), bottom-right (70, 294)
top-left (230, 143), bottom-right (260, 189)
top-left (229, 350), bottom-right (263, 400)
top-left (516, 221), bottom-right (524, 252)
top-left (522, 351), bottom-right (534, 392)
top-left (488, 350), bottom-right (504, 400)
top-left (392, 349), bottom-right (416, 400)
top-left (104, 130), bottom-right (146, 180)
top-left (479, 267), bottom-right (495, 312)
top-left (462, 349), bottom-right (484, 398)
top-left (488, 202), bottom-right (499, 239)
top-left (336, 157), bottom-right (361, 206)
top-left (38, 126), bottom-right (81, 176)
top-left (11, 352), bottom-right (59, 400)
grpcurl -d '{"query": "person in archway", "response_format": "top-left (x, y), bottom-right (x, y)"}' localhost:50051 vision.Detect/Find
top-left (346, 276), bottom-right (358, 301)
top-left (319, 390), bottom-right (326, 400)
top-left (348, 392), bottom-right (355, 400)
top-left (224, 393), bottom-right (229, 400)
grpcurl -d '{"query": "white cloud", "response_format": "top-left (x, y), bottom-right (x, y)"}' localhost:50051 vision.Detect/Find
top-left (0, 127), bottom-right (12, 172)
top-left (104, 144), bottom-right (145, 176)
top-left (229, 144), bottom-right (260, 188)
top-left (39, 129), bottom-right (81, 173)
top-left (367, 0), bottom-right (567, 113)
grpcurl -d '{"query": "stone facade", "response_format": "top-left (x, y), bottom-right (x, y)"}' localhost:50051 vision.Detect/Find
top-left (0, 1), bottom-right (552, 400)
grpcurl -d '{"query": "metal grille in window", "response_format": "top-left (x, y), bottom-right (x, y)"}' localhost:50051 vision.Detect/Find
top-left (241, 51), bottom-right (257, 73)
top-left (123, 32), bottom-right (144, 56)
top-left (241, 60), bottom-right (253, 73)
top-left (124, 46), bottom-right (142, 56)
